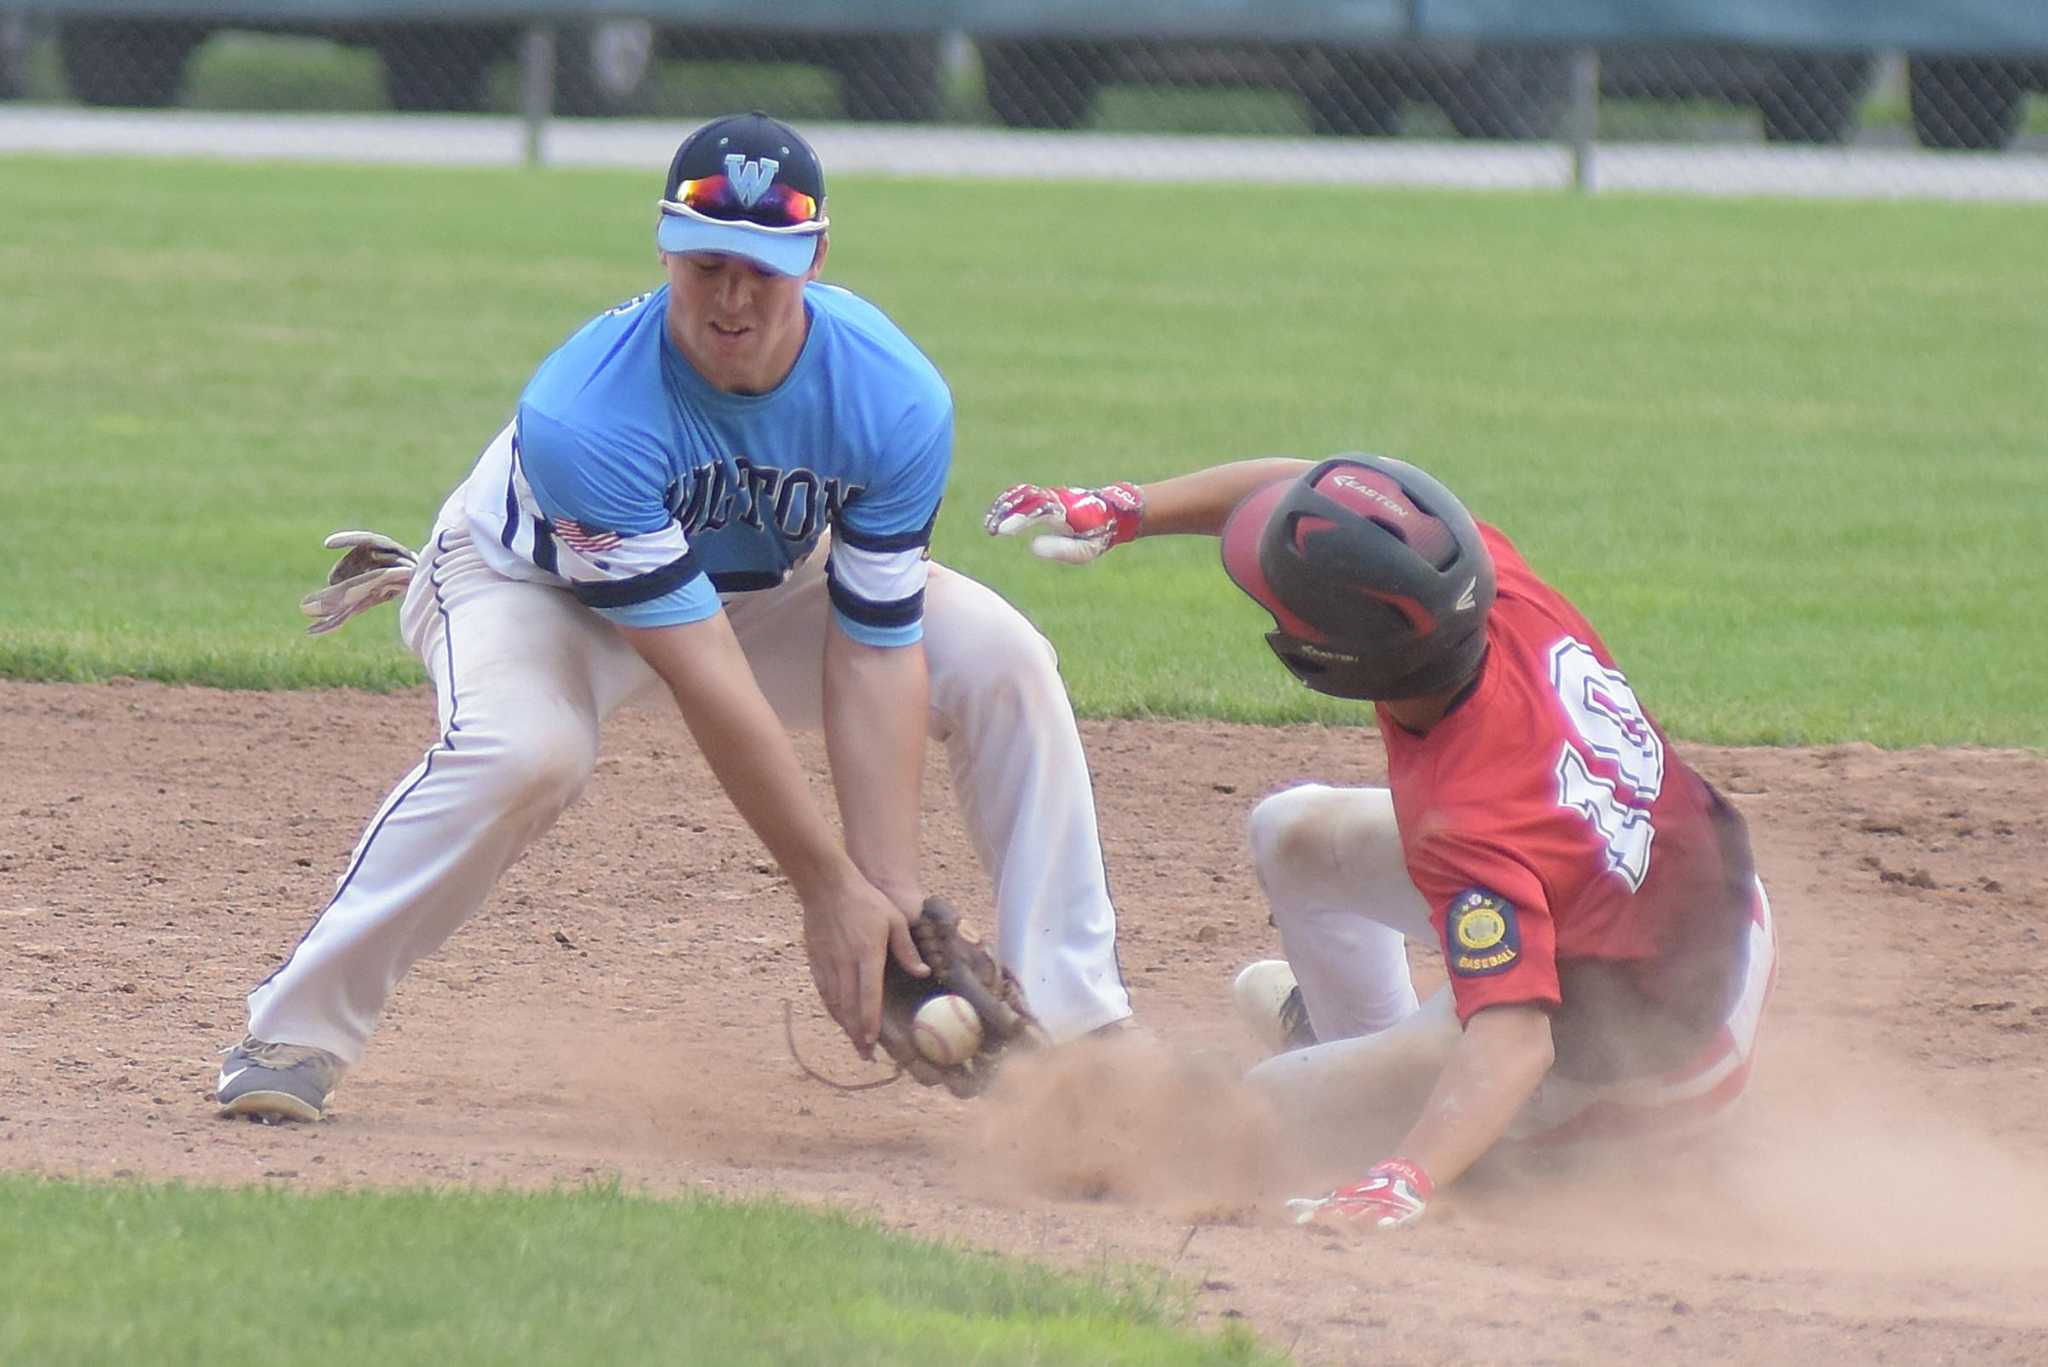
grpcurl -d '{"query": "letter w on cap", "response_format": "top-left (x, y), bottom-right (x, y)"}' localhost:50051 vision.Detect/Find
top-left (724, 153), bottom-right (780, 206)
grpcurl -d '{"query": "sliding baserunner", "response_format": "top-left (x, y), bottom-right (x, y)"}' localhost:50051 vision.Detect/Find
top-left (986, 453), bottom-right (1776, 1228)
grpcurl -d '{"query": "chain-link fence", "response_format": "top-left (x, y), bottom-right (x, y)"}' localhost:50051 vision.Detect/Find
top-left (4, 7), bottom-right (2046, 193)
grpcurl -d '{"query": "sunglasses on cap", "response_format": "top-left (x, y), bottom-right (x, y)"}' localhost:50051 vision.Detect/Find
top-left (659, 174), bottom-right (825, 232)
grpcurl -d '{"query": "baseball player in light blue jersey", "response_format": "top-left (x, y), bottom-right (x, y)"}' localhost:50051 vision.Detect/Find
top-left (218, 112), bottom-right (1132, 1122)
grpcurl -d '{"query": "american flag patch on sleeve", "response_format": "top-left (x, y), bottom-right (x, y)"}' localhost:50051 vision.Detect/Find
top-left (552, 519), bottom-right (622, 555)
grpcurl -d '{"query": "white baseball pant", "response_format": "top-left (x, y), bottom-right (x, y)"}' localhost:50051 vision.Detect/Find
top-left (247, 522), bottom-right (1132, 1063)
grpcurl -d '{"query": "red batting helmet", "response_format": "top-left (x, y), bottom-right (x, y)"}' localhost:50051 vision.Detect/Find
top-left (1220, 455), bottom-right (1496, 701)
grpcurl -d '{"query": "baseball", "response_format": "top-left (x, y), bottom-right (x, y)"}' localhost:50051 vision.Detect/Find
top-left (912, 994), bottom-right (983, 1067)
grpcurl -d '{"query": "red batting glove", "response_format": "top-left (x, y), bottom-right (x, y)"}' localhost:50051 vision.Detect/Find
top-left (1286, 1157), bottom-right (1435, 1231)
top-left (983, 482), bottom-right (1145, 564)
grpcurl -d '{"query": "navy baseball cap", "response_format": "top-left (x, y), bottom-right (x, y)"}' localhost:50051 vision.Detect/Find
top-left (656, 112), bottom-right (828, 276)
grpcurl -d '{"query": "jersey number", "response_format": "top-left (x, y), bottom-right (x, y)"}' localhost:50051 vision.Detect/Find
top-left (1547, 638), bottom-right (1664, 891)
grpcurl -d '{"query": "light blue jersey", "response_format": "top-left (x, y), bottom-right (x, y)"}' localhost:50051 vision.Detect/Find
top-left (455, 282), bottom-right (952, 646)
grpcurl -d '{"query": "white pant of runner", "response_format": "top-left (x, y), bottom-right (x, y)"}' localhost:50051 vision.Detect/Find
top-left (1246, 783), bottom-right (1776, 1145)
top-left (247, 522), bottom-right (1132, 1063)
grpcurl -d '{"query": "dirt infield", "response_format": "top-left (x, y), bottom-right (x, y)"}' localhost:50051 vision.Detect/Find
top-left (4, 678), bottom-right (2045, 1364)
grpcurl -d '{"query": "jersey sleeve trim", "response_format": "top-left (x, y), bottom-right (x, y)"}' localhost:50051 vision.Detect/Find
top-left (570, 547), bottom-right (706, 609)
top-left (832, 612), bottom-right (924, 649)
top-left (831, 510), bottom-right (938, 554)
top-left (593, 586), bottom-right (723, 629)
top-left (827, 537), bottom-right (928, 601)
top-left (827, 565), bottom-right (925, 629)
top-left (825, 528), bottom-right (931, 638)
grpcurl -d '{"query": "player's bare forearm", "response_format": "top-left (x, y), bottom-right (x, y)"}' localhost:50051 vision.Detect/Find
top-left (623, 614), bottom-right (859, 900)
top-left (823, 623), bottom-right (930, 914)
top-left (628, 613), bottom-right (924, 1052)
top-left (1395, 1003), bottom-right (1555, 1188)
top-left (1135, 458), bottom-right (1314, 538)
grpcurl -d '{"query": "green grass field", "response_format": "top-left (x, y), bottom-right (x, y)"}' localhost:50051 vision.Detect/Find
top-left (0, 1176), bottom-right (1275, 1366)
top-left (3, 156), bottom-right (2042, 743)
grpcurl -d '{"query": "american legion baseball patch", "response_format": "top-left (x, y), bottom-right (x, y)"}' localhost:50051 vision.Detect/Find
top-left (1447, 888), bottom-right (1520, 977)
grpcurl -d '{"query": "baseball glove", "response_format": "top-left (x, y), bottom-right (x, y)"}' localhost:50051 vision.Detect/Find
top-left (301, 530), bottom-right (417, 636)
top-left (877, 897), bottom-right (1047, 1098)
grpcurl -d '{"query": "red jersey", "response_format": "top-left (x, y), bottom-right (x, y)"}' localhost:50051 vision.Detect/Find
top-left (1379, 526), bottom-right (1753, 1034)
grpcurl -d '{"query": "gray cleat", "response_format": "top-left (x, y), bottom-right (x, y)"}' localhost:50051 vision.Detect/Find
top-left (1232, 959), bottom-right (1320, 1055)
top-left (217, 1037), bottom-right (345, 1123)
